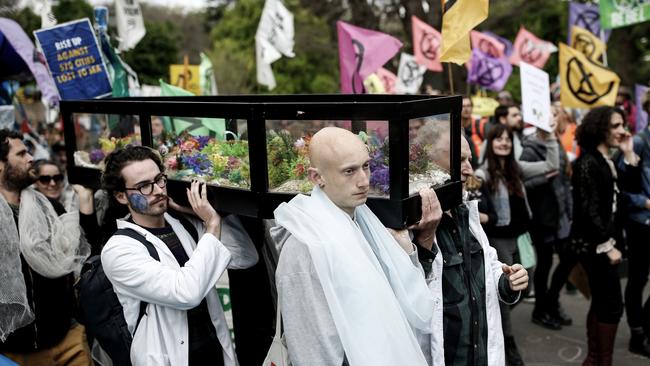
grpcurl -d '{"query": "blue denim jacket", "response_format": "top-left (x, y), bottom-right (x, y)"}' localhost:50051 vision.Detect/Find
top-left (618, 128), bottom-right (650, 226)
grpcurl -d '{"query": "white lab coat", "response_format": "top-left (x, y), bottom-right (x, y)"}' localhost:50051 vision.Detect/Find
top-left (427, 200), bottom-right (519, 366)
top-left (101, 213), bottom-right (258, 366)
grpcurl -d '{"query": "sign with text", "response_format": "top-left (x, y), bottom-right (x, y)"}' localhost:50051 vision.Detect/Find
top-left (34, 18), bottom-right (111, 100)
top-left (169, 65), bottom-right (201, 95)
top-left (600, 0), bottom-right (650, 29)
top-left (520, 62), bottom-right (551, 132)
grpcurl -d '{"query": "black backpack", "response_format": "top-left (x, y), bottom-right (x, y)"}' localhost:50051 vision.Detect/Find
top-left (76, 216), bottom-right (199, 366)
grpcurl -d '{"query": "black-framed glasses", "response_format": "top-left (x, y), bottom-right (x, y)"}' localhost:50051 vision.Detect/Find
top-left (125, 174), bottom-right (167, 195)
top-left (37, 174), bottom-right (64, 184)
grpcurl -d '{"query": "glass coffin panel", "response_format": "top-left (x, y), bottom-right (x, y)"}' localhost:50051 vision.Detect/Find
top-left (72, 113), bottom-right (141, 169)
top-left (153, 115), bottom-right (251, 190)
top-left (408, 114), bottom-right (452, 195)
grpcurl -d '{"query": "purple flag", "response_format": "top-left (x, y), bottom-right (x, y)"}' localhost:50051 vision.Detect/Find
top-left (467, 48), bottom-right (512, 92)
top-left (0, 18), bottom-right (59, 106)
top-left (568, 2), bottom-right (611, 43)
top-left (337, 21), bottom-right (402, 94)
top-left (636, 84), bottom-right (649, 133)
top-left (483, 31), bottom-right (514, 57)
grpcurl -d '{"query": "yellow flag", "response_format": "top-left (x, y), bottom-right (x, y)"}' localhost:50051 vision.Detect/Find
top-left (169, 65), bottom-right (201, 95)
top-left (570, 26), bottom-right (606, 62)
top-left (559, 43), bottom-right (619, 109)
top-left (440, 0), bottom-right (489, 65)
top-left (364, 73), bottom-right (386, 94)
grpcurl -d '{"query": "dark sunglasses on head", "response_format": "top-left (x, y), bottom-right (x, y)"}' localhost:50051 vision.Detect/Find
top-left (38, 174), bottom-right (64, 184)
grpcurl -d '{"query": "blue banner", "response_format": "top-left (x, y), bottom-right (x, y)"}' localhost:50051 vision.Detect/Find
top-left (34, 18), bottom-right (111, 100)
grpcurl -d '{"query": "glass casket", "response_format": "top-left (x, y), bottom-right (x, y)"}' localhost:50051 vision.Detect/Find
top-left (61, 94), bottom-right (462, 228)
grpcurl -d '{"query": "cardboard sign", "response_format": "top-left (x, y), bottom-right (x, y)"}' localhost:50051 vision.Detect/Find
top-left (34, 18), bottom-right (112, 100)
top-left (520, 62), bottom-right (551, 132)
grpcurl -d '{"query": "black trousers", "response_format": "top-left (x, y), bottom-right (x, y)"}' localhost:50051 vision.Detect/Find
top-left (533, 235), bottom-right (555, 310)
top-left (624, 220), bottom-right (650, 330)
top-left (581, 253), bottom-right (624, 324)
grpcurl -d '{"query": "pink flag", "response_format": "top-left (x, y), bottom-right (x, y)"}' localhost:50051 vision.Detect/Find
top-left (411, 16), bottom-right (442, 72)
top-left (509, 26), bottom-right (555, 68)
top-left (376, 67), bottom-right (397, 94)
top-left (337, 21), bottom-right (402, 94)
top-left (470, 31), bottom-right (506, 59)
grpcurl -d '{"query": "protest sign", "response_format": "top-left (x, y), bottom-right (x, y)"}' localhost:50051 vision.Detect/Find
top-left (520, 62), bottom-right (551, 132)
top-left (600, 0), bottom-right (650, 29)
top-left (169, 64), bottom-right (200, 95)
top-left (34, 18), bottom-right (111, 100)
top-left (395, 53), bottom-right (426, 94)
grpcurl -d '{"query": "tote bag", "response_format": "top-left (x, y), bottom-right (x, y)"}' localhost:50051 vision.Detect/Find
top-left (262, 300), bottom-right (291, 366)
top-left (517, 232), bottom-right (536, 269)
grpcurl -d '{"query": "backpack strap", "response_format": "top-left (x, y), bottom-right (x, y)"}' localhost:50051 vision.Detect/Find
top-left (168, 210), bottom-right (200, 243)
top-left (114, 228), bottom-right (160, 333)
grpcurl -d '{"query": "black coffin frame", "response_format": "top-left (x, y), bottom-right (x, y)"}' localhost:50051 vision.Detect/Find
top-left (61, 94), bottom-right (462, 228)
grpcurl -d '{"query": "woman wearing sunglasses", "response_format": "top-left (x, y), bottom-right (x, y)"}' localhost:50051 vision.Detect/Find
top-left (32, 159), bottom-right (100, 255)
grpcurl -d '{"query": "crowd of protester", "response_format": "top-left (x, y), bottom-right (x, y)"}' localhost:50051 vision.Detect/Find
top-left (0, 85), bottom-right (649, 366)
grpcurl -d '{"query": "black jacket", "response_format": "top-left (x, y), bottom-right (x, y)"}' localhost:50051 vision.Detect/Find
top-left (571, 150), bottom-right (617, 249)
top-left (0, 200), bottom-right (77, 353)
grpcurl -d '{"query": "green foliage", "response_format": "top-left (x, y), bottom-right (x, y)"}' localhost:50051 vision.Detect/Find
top-left (2, 8), bottom-right (40, 41)
top-left (209, 0), bottom-right (338, 94)
top-left (121, 21), bottom-right (181, 85)
top-left (52, 0), bottom-right (94, 24)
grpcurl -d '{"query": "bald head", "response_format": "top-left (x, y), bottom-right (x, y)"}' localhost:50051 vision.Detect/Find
top-left (309, 127), bottom-right (367, 170)
top-left (308, 127), bottom-right (371, 216)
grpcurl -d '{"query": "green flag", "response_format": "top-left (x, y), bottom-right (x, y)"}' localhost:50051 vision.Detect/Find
top-left (159, 80), bottom-right (225, 139)
top-left (600, 0), bottom-right (650, 29)
top-left (199, 52), bottom-right (218, 95)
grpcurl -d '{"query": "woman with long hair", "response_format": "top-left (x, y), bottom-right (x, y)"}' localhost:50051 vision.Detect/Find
top-left (520, 105), bottom-right (575, 330)
top-left (476, 122), bottom-right (559, 366)
top-left (572, 106), bottom-right (635, 365)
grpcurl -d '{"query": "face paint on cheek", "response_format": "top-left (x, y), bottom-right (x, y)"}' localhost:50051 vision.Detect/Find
top-left (127, 193), bottom-right (150, 214)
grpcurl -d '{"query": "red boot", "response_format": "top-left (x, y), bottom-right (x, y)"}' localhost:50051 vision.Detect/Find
top-left (596, 322), bottom-right (618, 366)
top-left (582, 312), bottom-right (598, 366)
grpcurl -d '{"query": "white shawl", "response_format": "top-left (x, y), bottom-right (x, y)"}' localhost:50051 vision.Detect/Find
top-left (274, 186), bottom-right (433, 366)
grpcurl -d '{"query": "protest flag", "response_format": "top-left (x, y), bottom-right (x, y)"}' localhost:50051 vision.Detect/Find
top-left (636, 84), bottom-right (649, 133)
top-left (509, 26), bottom-right (556, 68)
top-left (470, 30), bottom-right (506, 59)
top-left (570, 26), bottom-right (606, 62)
top-left (467, 48), bottom-right (512, 91)
top-left (600, 0), bottom-right (650, 29)
top-left (568, 1), bottom-right (610, 42)
top-left (115, 0), bottom-right (146, 51)
top-left (411, 16), bottom-right (442, 72)
top-left (376, 67), bottom-right (397, 94)
top-left (559, 43), bottom-right (619, 108)
top-left (337, 21), bottom-right (402, 94)
top-left (395, 53), bottom-right (426, 94)
top-left (483, 31), bottom-right (513, 57)
top-left (160, 80), bottom-right (225, 139)
top-left (364, 74), bottom-right (385, 94)
top-left (439, 0), bottom-right (489, 65)
top-left (255, 0), bottom-right (295, 90)
top-left (199, 52), bottom-right (218, 95)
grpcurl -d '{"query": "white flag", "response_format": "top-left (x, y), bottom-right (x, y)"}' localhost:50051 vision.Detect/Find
top-left (115, 0), bottom-right (146, 51)
top-left (257, 0), bottom-right (295, 57)
top-left (199, 52), bottom-right (218, 95)
top-left (30, 0), bottom-right (57, 28)
top-left (256, 35), bottom-right (282, 90)
top-left (395, 53), bottom-right (426, 94)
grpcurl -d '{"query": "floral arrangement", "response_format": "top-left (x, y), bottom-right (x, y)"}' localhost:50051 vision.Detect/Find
top-left (85, 134), bottom-right (141, 166)
top-left (159, 132), bottom-right (251, 189)
top-left (267, 132), bottom-right (313, 193)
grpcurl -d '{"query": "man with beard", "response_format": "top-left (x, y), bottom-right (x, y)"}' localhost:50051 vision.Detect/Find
top-left (100, 146), bottom-right (258, 366)
top-left (0, 129), bottom-right (93, 365)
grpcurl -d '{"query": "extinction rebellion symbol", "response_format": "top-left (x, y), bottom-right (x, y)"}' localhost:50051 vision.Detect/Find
top-left (351, 39), bottom-right (366, 94)
top-left (401, 60), bottom-right (422, 87)
top-left (478, 39), bottom-right (500, 58)
top-left (573, 34), bottom-right (597, 59)
top-left (566, 57), bottom-right (615, 105)
top-left (475, 57), bottom-right (504, 86)
top-left (575, 9), bottom-right (601, 35)
top-left (519, 39), bottom-right (543, 64)
top-left (419, 31), bottom-right (440, 61)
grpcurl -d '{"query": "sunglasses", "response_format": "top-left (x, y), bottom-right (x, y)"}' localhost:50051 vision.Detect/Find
top-left (38, 174), bottom-right (64, 184)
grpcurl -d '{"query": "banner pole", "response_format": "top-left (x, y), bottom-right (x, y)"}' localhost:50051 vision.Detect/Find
top-left (600, 29), bottom-right (609, 67)
top-left (447, 63), bottom-right (455, 94)
top-left (183, 54), bottom-right (189, 90)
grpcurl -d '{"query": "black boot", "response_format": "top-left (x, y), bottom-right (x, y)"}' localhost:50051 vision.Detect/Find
top-left (532, 308), bottom-right (562, 330)
top-left (505, 336), bottom-right (525, 366)
top-left (629, 328), bottom-right (650, 358)
top-left (547, 301), bottom-right (573, 326)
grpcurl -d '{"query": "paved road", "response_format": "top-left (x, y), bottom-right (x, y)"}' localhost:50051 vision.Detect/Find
top-left (512, 278), bottom-right (649, 365)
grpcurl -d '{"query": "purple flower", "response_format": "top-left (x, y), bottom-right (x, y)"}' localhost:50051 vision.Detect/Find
top-left (89, 149), bottom-right (105, 164)
top-left (196, 136), bottom-right (211, 150)
top-left (370, 164), bottom-right (390, 194)
top-left (181, 153), bottom-right (211, 174)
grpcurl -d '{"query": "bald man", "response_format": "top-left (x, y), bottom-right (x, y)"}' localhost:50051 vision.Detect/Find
top-left (271, 127), bottom-right (437, 366)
